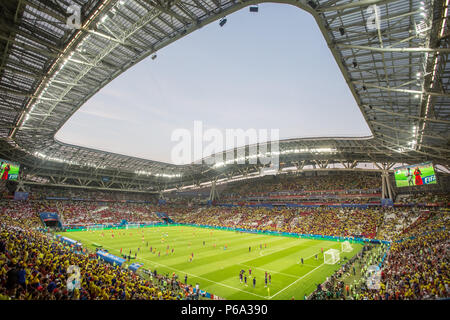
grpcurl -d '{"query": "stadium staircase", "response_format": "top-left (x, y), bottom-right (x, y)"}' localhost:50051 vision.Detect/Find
top-left (400, 211), bottom-right (430, 236)
top-left (56, 202), bottom-right (65, 226)
top-left (92, 206), bottom-right (109, 213)
top-left (39, 212), bottom-right (63, 229)
top-left (155, 212), bottom-right (174, 224)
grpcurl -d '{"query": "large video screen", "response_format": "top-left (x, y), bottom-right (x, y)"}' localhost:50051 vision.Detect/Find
top-left (394, 162), bottom-right (437, 187)
top-left (0, 159), bottom-right (20, 181)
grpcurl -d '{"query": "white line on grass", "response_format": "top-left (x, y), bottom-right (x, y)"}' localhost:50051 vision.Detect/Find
top-left (269, 263), bottom-right (325, 299)
top-left (239, 264), bottom-right (298, 279)
top-left (96, 243), bottom-right (270, 300)
top-left (296, 251), bottom-right (324, 264)
top-left (257, 239), bottom-right (315, 257)
top-left (72, 229), bottom-right (340, 300)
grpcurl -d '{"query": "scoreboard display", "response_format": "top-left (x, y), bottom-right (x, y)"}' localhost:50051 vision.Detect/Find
top-left (394, 162), bottom-right (437, 187)
top-left (0, 158), bottom-right (20, 181)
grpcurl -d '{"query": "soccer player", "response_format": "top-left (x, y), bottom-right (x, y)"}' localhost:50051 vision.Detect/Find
top-left (253, 277), bottom-right (256, 288)
top-left (268, 273), bottom-right (271, 285)
top-left (301, 257), bottom-right (304, 265)
top-left (406, 167), bottom-right (414, 186)
top-left (249, 246), bottom-right (251, 252)
top-left (239, 271), bottom-right (243, 284)
top-left (264, 276), bottom-right (267, 288)
top-left (185, 274), bottom-right (188, 285)
top-left (249, 268), bottom-right (252, 276)
top-left (244, 275), bottom-right (247, 286)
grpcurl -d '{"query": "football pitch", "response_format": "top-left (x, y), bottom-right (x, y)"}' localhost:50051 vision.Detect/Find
top-left (60, 226), bottom-right (363, 300)
top-left (394, 164), bottom-right (436, 187)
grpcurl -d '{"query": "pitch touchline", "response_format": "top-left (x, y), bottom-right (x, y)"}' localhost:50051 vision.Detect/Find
top-left (96, 242), bottom-right (269, 300)
top-left (75, 231), bottom-right (336, 299)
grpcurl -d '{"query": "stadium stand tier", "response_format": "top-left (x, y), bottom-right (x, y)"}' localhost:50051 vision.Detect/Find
top-left (0, 0), bottom-right (449, 302)
top-left (0, 173), bottom-right (448, 300)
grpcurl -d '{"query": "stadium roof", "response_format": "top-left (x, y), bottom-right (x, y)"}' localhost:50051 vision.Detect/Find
top-left (0, 0), bottom-right (448, 192)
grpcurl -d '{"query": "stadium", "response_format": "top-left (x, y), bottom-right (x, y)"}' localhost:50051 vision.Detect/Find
top-left (0, 0), bottom-right (449, 304)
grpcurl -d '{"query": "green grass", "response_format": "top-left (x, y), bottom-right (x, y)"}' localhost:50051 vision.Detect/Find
top-left (394, 164), bottom-right (436, 187)
top-left (0, 159), bottom-right (20, 180)
top-left (59, 226), bottom-right (363, 300)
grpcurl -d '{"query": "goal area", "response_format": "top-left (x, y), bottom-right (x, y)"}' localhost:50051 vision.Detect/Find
top-left (324, 249), bottom-right (340, 265)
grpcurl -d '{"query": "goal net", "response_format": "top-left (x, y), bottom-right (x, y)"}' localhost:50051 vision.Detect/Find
top-left (341, 241), bottom-right (353, 253)
top-left (324, 249), bottom-right (340, 265)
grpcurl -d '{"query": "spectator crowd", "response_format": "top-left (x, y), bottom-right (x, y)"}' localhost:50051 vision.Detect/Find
top-left (0, 170), bottom-right (447, 300)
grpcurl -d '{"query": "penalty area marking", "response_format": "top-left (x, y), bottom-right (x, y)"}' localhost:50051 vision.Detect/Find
top-left (72, 230), bottom-right (337, 300)
top-left (96, 243), bottom-right (270, 300)
top-left (268, 262), bottom-right (325, 299)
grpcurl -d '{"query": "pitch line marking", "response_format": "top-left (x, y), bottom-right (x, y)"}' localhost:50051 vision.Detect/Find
top-left (96, 243), bottom-right (270, 300)
top-left (239, 264), bottom-right (298, 279)
top-left (269, 263), bottom-right (325, 299)
top-left (72, 228), bottom-right (340, 300)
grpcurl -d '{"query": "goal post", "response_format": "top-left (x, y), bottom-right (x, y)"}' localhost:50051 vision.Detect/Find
top-left (341, 240), bottom-right (353, 253)
top-left (324, 249), bottom-right (340, 265)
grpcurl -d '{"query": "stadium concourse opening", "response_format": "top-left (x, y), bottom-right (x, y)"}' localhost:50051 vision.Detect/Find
top-left (0, 0), bottom-right (449, 309)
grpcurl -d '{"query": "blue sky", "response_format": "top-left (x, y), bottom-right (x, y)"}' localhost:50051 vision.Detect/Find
top-left (56, 3), bottom-right (371, 165)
